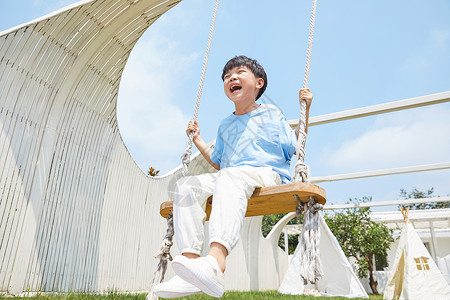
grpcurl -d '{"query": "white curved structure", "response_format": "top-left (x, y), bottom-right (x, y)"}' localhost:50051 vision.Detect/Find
top-left (0, 0), bottom-right (288, 294)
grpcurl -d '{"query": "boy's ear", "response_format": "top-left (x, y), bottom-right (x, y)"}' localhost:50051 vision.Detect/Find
top-left (256, 78), bottom-right (264, 89)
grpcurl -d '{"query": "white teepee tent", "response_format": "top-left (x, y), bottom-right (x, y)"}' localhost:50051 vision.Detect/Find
top-left (278, 215), bottom-right (368, 298)
top-left (384, 213), bottom-right (450, 300)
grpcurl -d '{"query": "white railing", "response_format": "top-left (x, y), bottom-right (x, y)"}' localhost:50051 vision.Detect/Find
top-left (290, 91), bottom-right (450, 127)
top-left (288, 92), bottom-right (450, 184)
top-left (325, 196), bottom-right (450, 211)
top-left (312, 162), bottom-right (450, 183)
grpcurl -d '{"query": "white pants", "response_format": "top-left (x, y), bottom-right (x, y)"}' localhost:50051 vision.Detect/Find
top-left (172, 166), bottom-right (281, 255)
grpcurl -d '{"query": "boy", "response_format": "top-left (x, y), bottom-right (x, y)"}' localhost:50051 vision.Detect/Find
top-left (155, 56), bottom-right (313, 298)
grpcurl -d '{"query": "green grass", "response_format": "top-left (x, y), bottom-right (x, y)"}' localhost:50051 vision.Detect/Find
top-left (0, 291), bottom-right (383, 300)
top-left (172, 291), bottom-right (383, 299)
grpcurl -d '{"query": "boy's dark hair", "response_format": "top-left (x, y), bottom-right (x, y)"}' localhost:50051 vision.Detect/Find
top-left (221, 55), bottom-right (267, 101)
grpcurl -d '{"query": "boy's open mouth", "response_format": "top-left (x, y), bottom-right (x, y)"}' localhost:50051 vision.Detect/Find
top-left (230, 84), bottom-right (241, 93)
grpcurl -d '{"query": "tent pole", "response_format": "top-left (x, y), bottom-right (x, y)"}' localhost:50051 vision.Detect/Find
top-left (284, 227), bottom-right (289, 254)
top-left (429, 221), bottom-right (439, 260)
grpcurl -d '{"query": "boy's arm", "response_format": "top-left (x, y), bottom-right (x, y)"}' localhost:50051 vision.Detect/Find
top-left (295, 88), bottom-right (313, 138)
top-left (187, 121), bottom-right (220, 170)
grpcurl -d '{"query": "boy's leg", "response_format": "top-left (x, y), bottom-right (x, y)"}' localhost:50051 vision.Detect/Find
top-left (172, 173), bottom-right (217, 256)
top-left (208, 166), bottom-right (281, 269)
top-left (172, 166), bottom-right (281, 298)
top-left (155, 173), bottom-right (217, 298)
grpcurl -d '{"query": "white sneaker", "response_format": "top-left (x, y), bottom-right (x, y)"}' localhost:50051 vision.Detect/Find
top-left (153, 275), bottom-right (202, 298)
top-left (172, 255), bottom-right (224, 298)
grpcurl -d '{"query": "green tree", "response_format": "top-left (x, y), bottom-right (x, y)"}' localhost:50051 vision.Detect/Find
top-left (399, 187), bottom-right (449, 209)
top-left (324, 197), bottom-right (395, 295)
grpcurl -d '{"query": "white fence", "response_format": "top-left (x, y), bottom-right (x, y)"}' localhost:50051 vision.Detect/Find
top-left (0, 0), bottom-right (185, 294)
top-left (1, 0), bottom-right (449, 295)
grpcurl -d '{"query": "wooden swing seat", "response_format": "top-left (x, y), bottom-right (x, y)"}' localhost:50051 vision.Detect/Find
top-left (160, 182), bottom-right (326, 220)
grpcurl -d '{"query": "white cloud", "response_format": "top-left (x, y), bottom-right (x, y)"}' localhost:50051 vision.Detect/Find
top-left (399, 27), bottom-right (449, 74)
top-left (327, 105), bottom-right (450, 172)
top-left (117, 20), bottom-right (199, 174)
top-left (431, 28), bottom-right (449, 50)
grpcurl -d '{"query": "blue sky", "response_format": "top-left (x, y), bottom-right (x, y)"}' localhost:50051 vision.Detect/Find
top-left (1, 0), bottom-right (449, 207)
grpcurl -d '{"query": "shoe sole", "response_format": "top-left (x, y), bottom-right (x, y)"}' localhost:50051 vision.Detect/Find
top-left (154, 290), bottom-right (201, 298)
top-left (172, 259), bottom-right (223, 298)
top-left (153, 274), bottom-right (202, 299)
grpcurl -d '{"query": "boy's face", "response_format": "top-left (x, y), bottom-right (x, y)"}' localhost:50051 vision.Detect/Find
top-left (223, 65), bottom-right (264, 104)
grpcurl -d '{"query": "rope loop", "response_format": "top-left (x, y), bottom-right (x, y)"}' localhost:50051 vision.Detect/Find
top-left (292, 161), bottom-right (310, 184)
top-left (295, 195), bottom-right (323, 219)
top-left (153, 239), bottom-right (174, 261)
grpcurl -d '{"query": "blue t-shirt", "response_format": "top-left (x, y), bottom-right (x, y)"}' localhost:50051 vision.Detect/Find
top-left (210, 104), bottom-right (297, 183)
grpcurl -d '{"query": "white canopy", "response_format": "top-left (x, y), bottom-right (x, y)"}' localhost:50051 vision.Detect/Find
top-left (278, 215), bottom-right (368, 298)
top-left (384, 222), bottom-right (450, 300)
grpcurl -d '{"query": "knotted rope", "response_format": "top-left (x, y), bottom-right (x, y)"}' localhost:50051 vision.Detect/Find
top-left (292, 0), bottom-right (324, 285)
top-left (295, 197), bottom-right (323, 284)
top-left (148, 1), bottom-right (219, 299)
top-left (148, 215), bottom-right (174, 300)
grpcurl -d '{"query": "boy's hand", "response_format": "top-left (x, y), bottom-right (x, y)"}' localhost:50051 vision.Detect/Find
top-left (186, 120), bottom-right (200, 140)
top-left (185, 120), bottom-right (219, 170)
top-left (295, 88), bottom-right (313, 136)
top-left (299, 88), bottom-right (313, 109)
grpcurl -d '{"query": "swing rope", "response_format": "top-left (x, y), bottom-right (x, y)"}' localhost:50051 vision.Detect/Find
top-left (292, 0), bottom-right (324, 285)
top-left (148, 1), bottom-right (220, 299)
top-left (292, 0), bottom-right (317, 184)
top-left (180, 0), bottom-right (220, 177)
